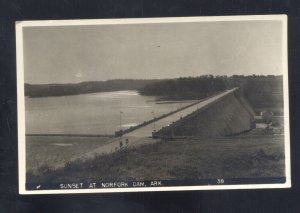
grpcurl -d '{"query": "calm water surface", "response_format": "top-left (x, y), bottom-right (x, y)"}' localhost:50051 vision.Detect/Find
top-left (25, 90), bottom-right (193, 134)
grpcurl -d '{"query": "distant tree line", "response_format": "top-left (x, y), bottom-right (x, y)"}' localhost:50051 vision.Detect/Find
top-left (25, 75), bottom-right (284, 109)
top-left (25, 79), bottom-right (158, 98)
top-left (236, 75), bottom-right (283, 108)
top-left (139, 75), bottom-right (283, 108)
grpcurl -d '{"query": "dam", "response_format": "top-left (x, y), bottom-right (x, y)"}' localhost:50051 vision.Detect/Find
top-left (123, 87), bottom-right (255, 139)
top-left (32, 87), bottom-right (256, 170)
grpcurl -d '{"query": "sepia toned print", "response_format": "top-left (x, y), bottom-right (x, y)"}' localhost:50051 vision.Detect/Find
top-left (16, 15), bottom-right (290, 194)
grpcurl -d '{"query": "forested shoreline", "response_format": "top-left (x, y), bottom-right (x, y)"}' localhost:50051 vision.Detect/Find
top-left (25, 75), bottom-right (283, 109)
top-left (25, 79), bottom-right (158, 98)
top-left (139, 75), bottom-right (283, 108)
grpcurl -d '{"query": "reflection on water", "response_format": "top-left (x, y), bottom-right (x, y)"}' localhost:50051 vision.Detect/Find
top-left (121, 123), bottom-right (139, 128)
top-left (25, 90), bottom-right (193, 135)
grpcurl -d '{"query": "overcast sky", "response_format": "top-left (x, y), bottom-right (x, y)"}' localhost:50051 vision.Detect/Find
top-left (23, 20), bottom-right (283, 84)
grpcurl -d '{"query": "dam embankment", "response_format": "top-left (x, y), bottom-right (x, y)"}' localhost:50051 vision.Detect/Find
top-left (153, 88), bottom-right (255, 138)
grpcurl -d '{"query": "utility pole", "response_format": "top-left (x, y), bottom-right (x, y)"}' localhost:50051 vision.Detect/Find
top-left (151, 111), bottom-right (156, 131)
top-left (119, 111), bottom-right (123, 149)
top-left (120, 111), bottom-right (123, 131)
top-left (119, 111), bottom-right (123, 131)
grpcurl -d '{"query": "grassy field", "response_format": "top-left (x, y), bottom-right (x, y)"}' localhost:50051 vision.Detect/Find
top-left (27, 131), bottom-right (285, 183)
top-left (26, 136), bottom-right (113, 174)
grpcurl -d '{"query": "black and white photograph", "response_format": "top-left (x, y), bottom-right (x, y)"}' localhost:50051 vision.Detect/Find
top-left (16, 15), bottom-right (290, 194)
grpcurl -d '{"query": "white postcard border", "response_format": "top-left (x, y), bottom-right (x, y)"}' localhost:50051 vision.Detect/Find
top-left (16, 15), bottom-right (291, 195)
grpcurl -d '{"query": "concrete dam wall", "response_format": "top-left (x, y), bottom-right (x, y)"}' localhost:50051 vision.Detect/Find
top-left (153, 89), bottom-right (255, 138)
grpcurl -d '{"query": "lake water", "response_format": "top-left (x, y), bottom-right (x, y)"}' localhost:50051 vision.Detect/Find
top-left (25, 90), bottom-right (193, 135)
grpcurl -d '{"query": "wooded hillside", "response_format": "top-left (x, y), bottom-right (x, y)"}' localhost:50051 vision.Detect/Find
top-left (25, 79), bottom-right (158, 97)
top-left (139, 75), bottom-right (283, 108)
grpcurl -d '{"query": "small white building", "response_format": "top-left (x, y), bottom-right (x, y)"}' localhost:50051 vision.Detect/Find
top-left (256, 123), bottom-right (268, 129)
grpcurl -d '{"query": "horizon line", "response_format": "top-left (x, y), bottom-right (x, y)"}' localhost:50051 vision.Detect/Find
top-left (24, 74), bottom-right (283, 85)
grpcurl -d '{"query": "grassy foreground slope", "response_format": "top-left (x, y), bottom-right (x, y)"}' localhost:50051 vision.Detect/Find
top-left (26, 136), bottom-right (113, 174)
top-left (27, 132), bottom-right (285, 183)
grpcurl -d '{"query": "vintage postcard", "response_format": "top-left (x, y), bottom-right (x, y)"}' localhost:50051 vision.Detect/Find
top-left (16, 15), bottom-right (290, 194)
